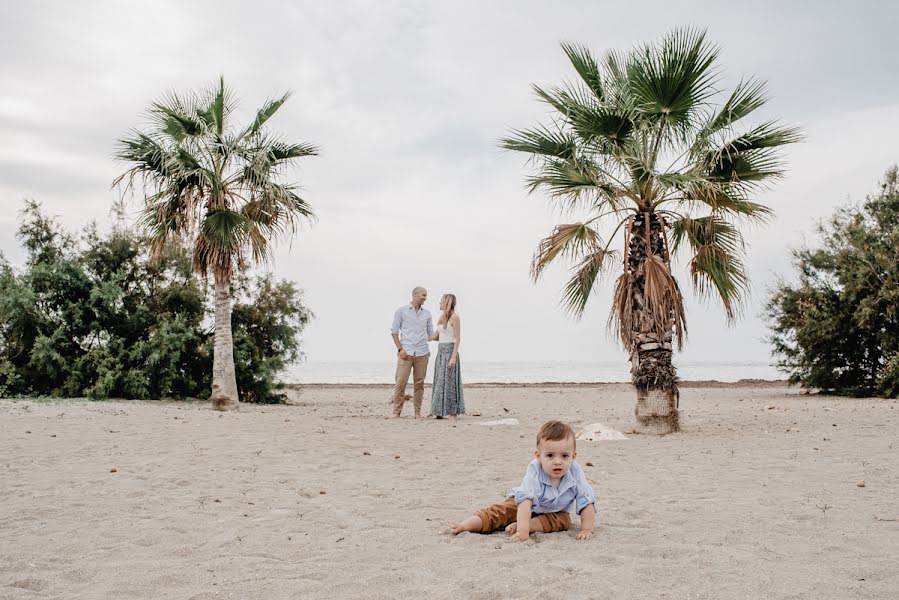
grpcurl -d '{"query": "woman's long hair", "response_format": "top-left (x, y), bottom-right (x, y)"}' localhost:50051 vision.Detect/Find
top-left (438, 293), bottom-right (457, 328)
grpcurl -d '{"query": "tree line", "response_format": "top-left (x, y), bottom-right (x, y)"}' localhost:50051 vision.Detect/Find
top-left (0, 199), bottom-right (311, 402)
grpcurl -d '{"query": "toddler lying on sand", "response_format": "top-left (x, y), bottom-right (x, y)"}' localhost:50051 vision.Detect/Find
top-left (449, 420), bottom-right (596, 541)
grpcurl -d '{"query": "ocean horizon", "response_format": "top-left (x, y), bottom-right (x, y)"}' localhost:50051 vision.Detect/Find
top-left (284, 360), bottom-right (784, 385)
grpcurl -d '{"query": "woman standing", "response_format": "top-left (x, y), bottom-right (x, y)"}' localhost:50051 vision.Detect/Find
top-left (430, 293), bottom-right (464, 418)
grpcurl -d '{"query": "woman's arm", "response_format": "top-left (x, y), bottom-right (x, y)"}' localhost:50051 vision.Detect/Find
top-left (448, 315), bottom-right (461, 367)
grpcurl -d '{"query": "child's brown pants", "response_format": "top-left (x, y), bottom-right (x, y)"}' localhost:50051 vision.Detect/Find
top-left (475, 497), bottom-right (570, 533)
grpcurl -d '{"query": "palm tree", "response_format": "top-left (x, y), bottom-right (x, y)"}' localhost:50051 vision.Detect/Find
top-left (114, 77), bottom-right (318, 411)
top-left (501, 28), bottom-right (800, 433)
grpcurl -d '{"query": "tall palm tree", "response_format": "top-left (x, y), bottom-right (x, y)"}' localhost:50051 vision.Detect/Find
top-left (501, 28), bottom-right (800, 433)
top-left (114, 77), bottom-right (318, 411)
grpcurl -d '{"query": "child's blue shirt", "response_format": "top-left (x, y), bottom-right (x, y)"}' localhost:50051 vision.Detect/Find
top-left (511, 459), bottom-right (596, 514)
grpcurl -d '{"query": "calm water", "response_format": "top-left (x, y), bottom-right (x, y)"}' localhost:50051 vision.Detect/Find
top-left (284, 360), bottom-right (783, 384)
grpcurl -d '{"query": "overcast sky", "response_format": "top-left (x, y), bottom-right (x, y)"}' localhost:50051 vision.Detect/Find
top-left (2, 0), bottom-right (898, 368)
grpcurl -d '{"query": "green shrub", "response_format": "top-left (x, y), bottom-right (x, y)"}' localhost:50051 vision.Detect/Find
top-left (766, 167), bottom-right (899, 398)
top-left (0, 200), bottom-right (312, 402)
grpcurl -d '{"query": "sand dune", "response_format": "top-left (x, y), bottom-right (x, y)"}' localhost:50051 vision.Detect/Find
top-left (2, 384), bottom-right (897, 599)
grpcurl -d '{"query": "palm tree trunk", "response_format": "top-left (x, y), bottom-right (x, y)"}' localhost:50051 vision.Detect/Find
top-left (627, 211), bottom-right (680, 434)
top-left (211, 272), bottom-right (240, 411)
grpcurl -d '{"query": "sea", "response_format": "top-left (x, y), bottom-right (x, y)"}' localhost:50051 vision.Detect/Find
top-left (284, 360), bottom-right (783, 385)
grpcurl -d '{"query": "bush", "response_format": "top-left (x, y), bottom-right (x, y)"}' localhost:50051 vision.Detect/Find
top-left (766, 167), bottom-right (899, 397)
top-left (0, 200), bottom-right (312, 402)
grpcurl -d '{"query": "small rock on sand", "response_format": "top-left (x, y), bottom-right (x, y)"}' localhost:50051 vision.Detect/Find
top-left (857, 481), bottom-right (865, 487)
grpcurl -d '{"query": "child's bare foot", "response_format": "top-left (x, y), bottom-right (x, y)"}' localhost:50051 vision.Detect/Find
top-left (447, 514), bottom-right (482, 535)
top-left (504, 522), bottom-right (518, 535)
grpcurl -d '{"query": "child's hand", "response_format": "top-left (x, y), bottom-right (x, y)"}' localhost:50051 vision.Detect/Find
top-left (510, 530), bottom-right (530, 543)
top-left (575, 530), bottom-right (593, 541)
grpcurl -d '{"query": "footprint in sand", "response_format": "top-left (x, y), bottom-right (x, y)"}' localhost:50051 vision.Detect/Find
top-left (10, 577), bottom-right (48, 592)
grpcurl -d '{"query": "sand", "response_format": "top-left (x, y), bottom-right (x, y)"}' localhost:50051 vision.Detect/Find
top-left (1, 383), bottom-right (897, 600)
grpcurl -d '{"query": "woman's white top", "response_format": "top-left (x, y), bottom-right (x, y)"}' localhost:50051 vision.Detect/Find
top-left (437, 322), bottom-right (456, 343)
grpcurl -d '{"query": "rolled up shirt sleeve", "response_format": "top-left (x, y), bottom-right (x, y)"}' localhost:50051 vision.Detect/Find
top-left (426, 312), bottom-right (434, 339)
top-left (511, 461), bottom-right (542, 508)
top-left (390, 308), bottom-right (402, 335)
top-left (573, 463), bottom-right (597, 514)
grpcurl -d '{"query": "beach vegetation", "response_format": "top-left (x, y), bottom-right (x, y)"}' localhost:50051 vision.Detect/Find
top-left (114, 77), bottom-right (317, 410)
top-left (501, 28), bottom-right (799, 432)
top-left (766, 166), bottom-right (899, 398)
top-left (0, 200), bottom-right (311, 403)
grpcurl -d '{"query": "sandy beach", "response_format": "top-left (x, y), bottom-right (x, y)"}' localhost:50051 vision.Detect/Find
top-left (2, 383), bottom-right (897, 600)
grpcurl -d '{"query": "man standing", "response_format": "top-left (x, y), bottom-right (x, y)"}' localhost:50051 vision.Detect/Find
top-left (390, 286), bottom-right (433, 418)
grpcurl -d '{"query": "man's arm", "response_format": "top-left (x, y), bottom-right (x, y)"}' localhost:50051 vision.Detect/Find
top-left (392, 333), bottom-right (409, 359)
top-left (390, 310), bottom-right (408, 359)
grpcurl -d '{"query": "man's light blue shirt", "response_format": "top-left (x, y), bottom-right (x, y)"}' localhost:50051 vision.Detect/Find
top-left (511, 459), bottom-right (596, 514)
top-left (390, 304), bottom-right (433, 357)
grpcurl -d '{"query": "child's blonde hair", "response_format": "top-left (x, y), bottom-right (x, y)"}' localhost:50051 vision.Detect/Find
top-left (536, 420), bottom-right (576, 450)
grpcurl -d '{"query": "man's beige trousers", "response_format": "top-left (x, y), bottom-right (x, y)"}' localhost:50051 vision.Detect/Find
top-left (392, 353), bottom-right (429, 416)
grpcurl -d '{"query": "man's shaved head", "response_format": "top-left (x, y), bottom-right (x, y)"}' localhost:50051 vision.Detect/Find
top-left (411, 287), bottom-right (428, 307)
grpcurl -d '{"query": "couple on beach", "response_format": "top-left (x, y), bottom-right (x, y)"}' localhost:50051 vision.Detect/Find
top-left (390, 286), bottom-right (464, 419)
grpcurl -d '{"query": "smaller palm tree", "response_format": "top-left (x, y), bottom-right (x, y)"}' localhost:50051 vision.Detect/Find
top-left (501, 28), bottom-right (800, 433)
top-left (115, 77), bottom-right (318, 410)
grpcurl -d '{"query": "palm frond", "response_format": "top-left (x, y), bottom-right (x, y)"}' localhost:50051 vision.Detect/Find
top-left (194, 209), bottom-right (249, 275)
top-left (670, 215), bottom-right (749, 319)
top-left (113, 132), bottom-right (170, 181)
top-left (641, 255), bottom-right (687, 349)
top-left (524, 159), bottom-right (591, 194)
top-left (609, 271), bottom-right (633, 348)
top-left (655, 172), bottom-right (773, 222)
top-left (561, 248), bottom-right (619, 317)
top-left (152, 105), bottom-right (206, 141)
top-left (560, 41), bottom-right (605, 101)
top-left (531, 222), bottom-right (603, 280)
top-left (269, 140), bottom-right (320, 162)
top-left (695, 77), bottom-right (768, 143)
top-left (531, 84), bottom-right (576, 118)
top-left (500, 125), bottom-right (576, 160)
top-left (199, 75), bottom-right (235, 136)
top-left (701, 120), bottom-right (803, 183)
top-left (628, 27), bottom-right (720, 130)
top-left (524, 159), bottom-right (627, 211)
top-left (242, 91), bottom-right (292, 139)
top-left (571, 107), bottom-right (634, 149)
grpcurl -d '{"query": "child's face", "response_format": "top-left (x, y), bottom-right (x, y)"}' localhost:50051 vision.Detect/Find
top-left (534, 436), bottom-right (577, 480)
